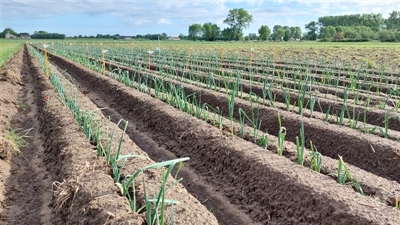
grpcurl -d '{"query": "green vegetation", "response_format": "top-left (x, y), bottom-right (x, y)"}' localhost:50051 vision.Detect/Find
top-left (5, 116), bottom-right (32, 155)
top-left (309, 11), bottom-right (400, 41)
top-left (29, 45), bottom-right (188, 224)
top-left (223, 8), bottom-right (253, 41)
top-left (0, 41), bottom-right (23, 68)
top-left (309, 141), bottom-right (322, 173)
top-left (337, 156), bottom-right (364, 195)
top-left (29, 34), bottom-right (400, 203)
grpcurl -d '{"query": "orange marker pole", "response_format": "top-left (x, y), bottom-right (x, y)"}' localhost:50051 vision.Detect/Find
top-left (185, 48), bottom-right (193, 73)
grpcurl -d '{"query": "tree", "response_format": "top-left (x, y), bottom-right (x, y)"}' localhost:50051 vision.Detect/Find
top-left (248, 33), bottom-right (257, 40)
top-left (317, 13), bottom-right (384, 32)
top-left (222, 28), bottom-right (233, 41)
top-left (386, 10), bottom-right (400, 31)
top-left (378, 30), bottom-right (396, 41)
top-left (344, 28), bottom-right (361, 40)
top-left (1, 28), bottom-right (18, 38)
top-left (179, 33), bottom-right (187, 40)
top-left (160, 32), bottom-right (168, 40)
top-left (258, 25), bottom-right (271, 41)
top-left (319, 26), bottom-right (336, 39)
top-left (202, 22), bottom-right (220, 41)
top-left (223, 8), bottom-right (253, 41)
top-left (290, 26), bottom-right (296, 39)
top-left (283, 26), bottom-right (291, 41)
top-left (271, 25), bottom-right (284, 41)
top-left (291, 26), bottom-right (302, 39)
top-left (305, 21), bottom-right (318, 40)
top-left (188, 23), bottom-right (203, 41)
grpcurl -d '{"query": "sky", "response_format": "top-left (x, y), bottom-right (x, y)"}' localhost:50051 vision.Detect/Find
top-left (1, 0), bottom-right (399, 37)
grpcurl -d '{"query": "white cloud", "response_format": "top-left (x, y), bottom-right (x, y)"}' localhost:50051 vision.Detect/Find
top-left (157, 18), bottom-right (172, 25)
top-left (2, 0), bottom-right (399, 36)
top-left (132, 19), bottom-right (153, 26)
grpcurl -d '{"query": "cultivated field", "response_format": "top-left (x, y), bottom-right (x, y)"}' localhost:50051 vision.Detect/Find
top-left (1, 39), bottom-right (400, 224)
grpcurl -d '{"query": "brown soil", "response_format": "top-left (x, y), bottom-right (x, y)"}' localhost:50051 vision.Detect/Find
top-left (45, 48), bottom-right (400, 224)
top-left (72, 56), bottom-right (400, 185)
top-left (0, 45), bottom-right (218, 224)
top-left (0, 47), bottom-right (55, 224)
top-left (103, 54), bottom-right (400, 134)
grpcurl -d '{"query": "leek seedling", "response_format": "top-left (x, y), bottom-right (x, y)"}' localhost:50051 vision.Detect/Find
top-left (277, 113), bottom-right (286, 156)
top-left (225, 76), bottom-right (238, 135)
top-left (282, 87), bottom-right (291, 111)
top-left (259, 133), bottom-right (269, 149)
top-left (215, 107), bottom-right (223, 130)
top-left (202, 104), bottom-right (210, 122)
top-left (309, 97), bottom-right (317, 118)
top-left (338, 104), bottom-right (347, 126)
top-left (112, 153), bottom-right (148, 183)
top-left (309, 141), bottom-right (322, 173)
top-left (105, 119), bottom-right (124, 165)
top-left (238, 108), bottom-right (247, 137)
top-left (119, 157), bottom-right (190, 212)
top-left (346, 105), bottom-right (360, 130)
top-left (296, 118), bottom-right (305, 166)
top-left (337, 155), bottom-right (364, 195)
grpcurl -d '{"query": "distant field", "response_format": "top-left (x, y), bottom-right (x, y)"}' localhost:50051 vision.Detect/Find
top-left (33, 38), bottom-right (400, 47)
top-left (0, 40), bottom-right (23, 68)
top-left (25, 38), bottom-right (400, 70)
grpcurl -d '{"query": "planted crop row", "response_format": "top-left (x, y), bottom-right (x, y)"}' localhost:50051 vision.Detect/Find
top-left (28, 45), bottom-right (196, 225)
top-left (49, 46), bottom-right (400, 141)
top-left (55, 42), bottom-right (399, 112)
top-left (36, 42), bottom-right (400, 181)
top-left (42, 47), bottom-right (400, 224)
top-left (39, 44), bottom-right (400, 197)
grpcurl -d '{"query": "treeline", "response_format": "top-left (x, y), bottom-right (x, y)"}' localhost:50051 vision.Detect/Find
top-left (318, 14), bottom-right (384, 32)
top-left (31, 31), bottom-right (65, 39)
top-left (186, 8), bottom-right (298, 42)
top-left (73, 33), bottom-right (170, 40)
top-left (0, 28), bottom-right (32, 38)
top-left (0, 28), bottom-right (66, 39)
top-left (305, 11), bottom-right (400, 41)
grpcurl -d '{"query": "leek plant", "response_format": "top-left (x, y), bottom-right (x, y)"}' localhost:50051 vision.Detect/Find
top-left (337, 155), bottom-right (364, 195)
top-left (30, 46), bottom-right (189, 224)
top-left (309, 141), bottom-right (322, 173)
top-left (277, 113), bottom-right (286, 156)
top-left (295, 118), bottom-right (305, 166)
top-left (117, 158), bottom-right (189, 213)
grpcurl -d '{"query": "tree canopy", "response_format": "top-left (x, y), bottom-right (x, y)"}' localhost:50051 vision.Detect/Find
top-left (386, 11), bottom-right (400, 31)
top-left (223, 8), bottom-right (253, 41)
top-left (305, 10), bottom-right (400, 41)
top-left (271, 25), bottom-right (284, 41)
top-left (258, 25), bottom-right (271, 41)
top-left (317, 13), bottom-right (384, 32)
top-left (305, 21), bottom-right (318, 40)
top-left (0, 28), bottom-right (17, 38)
top-left (188, 23), bottom-right (203, 41)
top-left (202, 23), bottom-right (220, 41)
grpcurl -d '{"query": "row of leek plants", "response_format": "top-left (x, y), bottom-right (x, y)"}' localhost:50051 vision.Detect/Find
top-left (29, 45), bottom-right (188, 225)
top-left (86, 46), bottom-right (400, 113)
top-left (54, 44), bottom-right (398, 140)
top-left (54, 44), bottom-right (375, 198)
top-left (42, 41), bottom-right (398, 112)
top-left (37, 42), bottom-right (400, 140)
